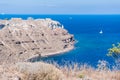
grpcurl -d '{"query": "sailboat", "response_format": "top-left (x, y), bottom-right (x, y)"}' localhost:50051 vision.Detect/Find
top-left (99, 30), bottom-right (103, 34)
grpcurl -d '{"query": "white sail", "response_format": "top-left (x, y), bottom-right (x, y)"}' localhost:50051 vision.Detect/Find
top-left (99, 30), bottom-right (103, 34)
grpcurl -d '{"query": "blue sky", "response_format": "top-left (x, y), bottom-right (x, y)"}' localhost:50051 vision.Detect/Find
top-left (0, 0), bottom-right (120, 14)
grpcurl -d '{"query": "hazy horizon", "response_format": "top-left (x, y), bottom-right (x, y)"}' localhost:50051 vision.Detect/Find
top-left (0, 0), bottom-right (120, 14)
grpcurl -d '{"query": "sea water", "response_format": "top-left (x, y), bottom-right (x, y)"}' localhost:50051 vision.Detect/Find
top-left (0, 14), bottom-right (120, 68)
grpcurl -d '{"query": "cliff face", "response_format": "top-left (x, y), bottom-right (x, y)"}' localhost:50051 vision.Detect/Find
top-left (0, 18), bottom-right (74, 63)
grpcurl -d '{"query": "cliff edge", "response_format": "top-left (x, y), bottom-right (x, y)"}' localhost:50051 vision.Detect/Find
top-left (0, 18), bottom-right (74, 64)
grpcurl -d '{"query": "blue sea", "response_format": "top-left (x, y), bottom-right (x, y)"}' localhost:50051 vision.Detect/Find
top-left (1, 14), bottom-right (120, 68)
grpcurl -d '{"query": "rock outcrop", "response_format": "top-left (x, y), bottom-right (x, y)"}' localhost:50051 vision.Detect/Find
top-left (0, 18), bottom-right (74, 64)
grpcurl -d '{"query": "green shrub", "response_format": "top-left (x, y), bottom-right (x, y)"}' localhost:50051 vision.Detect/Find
top-left (78, 74), bottom-right (84, 78)
top-left (107, 43), bottom-right (120, 59)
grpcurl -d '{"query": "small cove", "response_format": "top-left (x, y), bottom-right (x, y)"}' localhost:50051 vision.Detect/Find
top-left (29, 33), bottom-right (119, 68)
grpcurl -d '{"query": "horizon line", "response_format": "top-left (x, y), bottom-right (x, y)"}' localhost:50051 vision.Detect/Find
top-left (1, 13), bottom-right (120, 15)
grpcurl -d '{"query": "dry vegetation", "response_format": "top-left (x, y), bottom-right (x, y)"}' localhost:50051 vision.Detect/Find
top-left (0, 61), bottom-right (119, 80)
top-left (60, 63), bottom-right (120, 80)
top-left (0, 62), bottom-right (65, 80)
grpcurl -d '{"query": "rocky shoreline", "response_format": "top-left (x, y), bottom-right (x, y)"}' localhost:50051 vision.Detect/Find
top-left (0, 18), bottom-right (75, 64)
top-left (27, 46), bottom-right (74, 62)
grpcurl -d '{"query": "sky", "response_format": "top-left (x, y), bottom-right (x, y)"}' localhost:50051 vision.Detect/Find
top-left (0, 0), bottom-right (120, 14)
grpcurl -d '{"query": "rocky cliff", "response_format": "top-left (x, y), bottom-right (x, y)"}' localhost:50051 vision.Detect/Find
top-left (0, 18), bottom-right (74, 64)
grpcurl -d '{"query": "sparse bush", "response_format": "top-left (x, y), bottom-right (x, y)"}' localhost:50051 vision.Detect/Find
top-left (107, 43), bottom-right (120, 70)
top-left (78, 74), bottom-right (85, 78)
top-left (15, 62), bottom-right (65, 80)
top-left (97, 60), bottom-right (110, 71)
top-left (0, 62), bottom-right (65, 80)
top-left (107, 43), bottom-right (120, 59)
